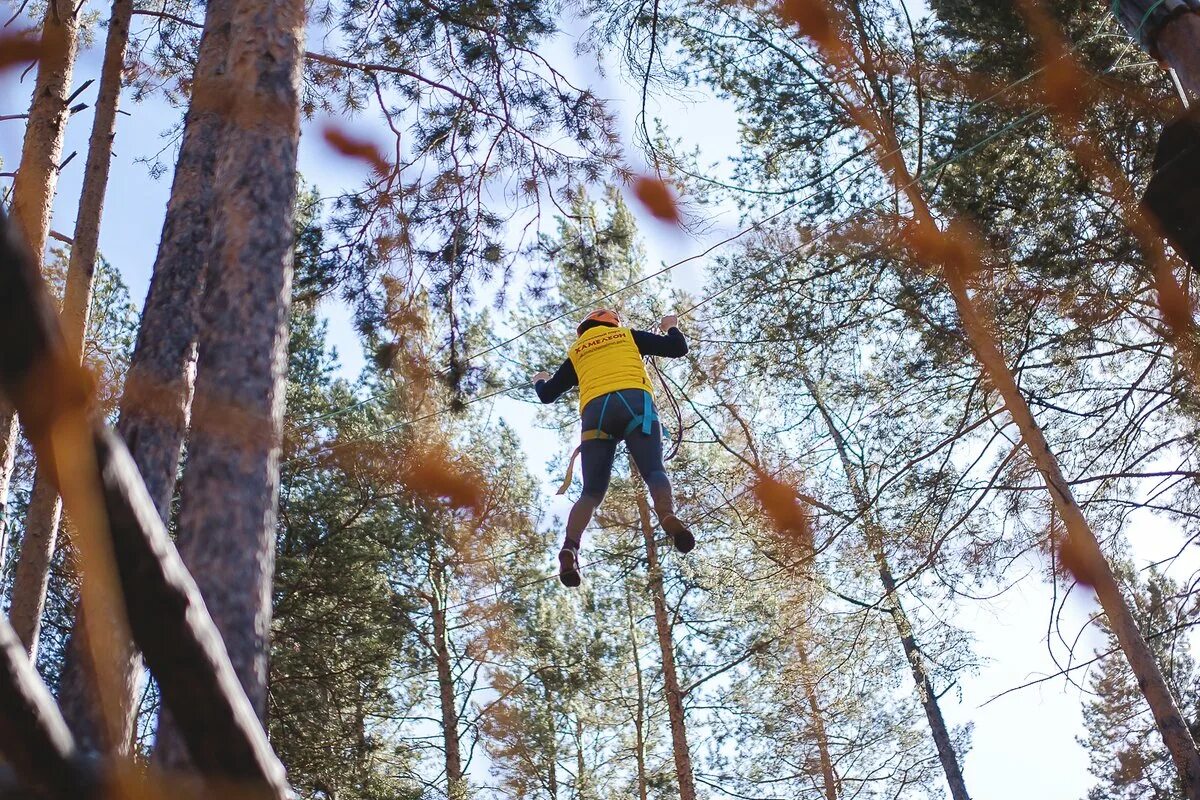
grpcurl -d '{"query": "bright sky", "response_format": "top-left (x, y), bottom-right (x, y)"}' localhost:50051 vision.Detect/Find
top-left (1, 4), bottom-right (1192, 799)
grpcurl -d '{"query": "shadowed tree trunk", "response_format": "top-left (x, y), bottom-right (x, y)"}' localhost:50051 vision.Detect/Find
top-left (7, 482), bottom-right (61, 656)
top-left (634, 485), bottom-right (697, 800)
top-left (0, 0), bottom-right (82, 623)
top-left (795, 639), bottom-right (838, 800)
top-left (801, 372), bottom-right (971, 800)
top-left (153, 0), bottom-right (305, 766)
top-left (10, 0), bottom-right (133, 665)
top-left (56, 0), bottom-right (234, 754)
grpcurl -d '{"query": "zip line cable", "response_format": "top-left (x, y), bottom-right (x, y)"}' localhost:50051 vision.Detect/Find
top-left (289, 32), bottom-right (1111, 437)
top-left (290, 23), bottom-right (1138, 472)
top-left (293, 100), bottom-right (1062, 463)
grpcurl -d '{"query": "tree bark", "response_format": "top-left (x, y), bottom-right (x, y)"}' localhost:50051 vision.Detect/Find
top-left (801, 372), bottom-right (972, 800)
top-left (795, 640), bottom-right (838, 800)
top-left (7, 480), bottom-right (61, 657)
top-left (153, 0), bottom-right (305, 767)
top-left (57, 0), bottom-right (229, 755)
top-left (574, 716), bottom-right (588, 799)
top-left (634, 486), bottom-right (697, 800)
top-left (430, 578), bottom-right (466, 800)
top-left (542, 684), bottom-right (558, 799)
top-left (10, 0), bottom-right (133, 670)
top-left (625, 588), bottom-right (649, 800)
top-left (0, 0), bottom-right (82, 627)
top-left (0, 416), bottom-right (17, 576)
top-left (9, 0), bottom-right (80, 264)
top-left (854, 87), bottom-right (1200, 798)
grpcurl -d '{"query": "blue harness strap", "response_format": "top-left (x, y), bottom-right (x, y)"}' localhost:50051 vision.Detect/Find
top-left (614, 389), bottom-right (657, 437)
top-left (558, 390), bottom-right (664, 494)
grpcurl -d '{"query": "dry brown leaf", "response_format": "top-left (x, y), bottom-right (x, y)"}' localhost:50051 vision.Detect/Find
top-left (777, 0), bottom-right (835, 48)
top-left (0, 30), bottom-right (46, 71)
top-left (1155, 263), bottom-right (1194, 340)
top-left (1057, 530), bottom-right (1099, 589)
top-left (632, 175), bottom-right (682, 224)
top-left (322, 125), bottom-right (390, 176)
top-left (752, 471), bottom-right (813, 552)
top-left (397, 442), bottom-right (485, 515)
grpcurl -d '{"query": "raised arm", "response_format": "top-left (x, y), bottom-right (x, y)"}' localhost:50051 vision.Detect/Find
top-left (533, 357), bottom-right (578, 403)
top-left (632, 314), bottom-right (688, 358)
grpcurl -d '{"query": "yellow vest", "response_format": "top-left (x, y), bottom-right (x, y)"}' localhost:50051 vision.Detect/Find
top-left (568, 325), bottom-right (653, 411)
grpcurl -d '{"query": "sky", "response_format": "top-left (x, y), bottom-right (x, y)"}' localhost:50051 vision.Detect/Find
top-left (0, 3), bottom-right (1192, 799)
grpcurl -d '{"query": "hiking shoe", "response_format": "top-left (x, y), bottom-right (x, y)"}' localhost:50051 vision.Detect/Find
top-left (558, 547), bottom-right (582, 587)
top-left (661, 515), bottom-right (695, 554)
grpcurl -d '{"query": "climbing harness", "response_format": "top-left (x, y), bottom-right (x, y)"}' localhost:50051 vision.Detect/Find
top-left (556, 389), bottom-right (664, 494)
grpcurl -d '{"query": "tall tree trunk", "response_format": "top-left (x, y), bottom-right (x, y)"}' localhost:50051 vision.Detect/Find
top-left (795, 639), bottom-right (838, 800)
top-left (945, 232), bottom-right (1200, 797)
top-left (10, 0), bottom-right (133, 666)
top-left (0, 416), bottom-right (18, 575)
top-left (7, 480), bottom-right (61, 655)
top-left (153, 0), bottom-right (305, 766)
top-left (0, 0), bottom-right (83, 625)
top-left (430, 577), bottom-right (466, 799)
top-left (56, 0), bottom-right (231, 754)
top-left (840, 70), bottom-right (1200, 794)
top-left (634, 486), bottom-right (697, 800)
top-left (625, 588), bottom-right (649, 800)
top-left (574, 716), bottom-right (589, 799)
top-left (801, 372), bottom-right (972, 800)
top-left (542, 684), bottom-right (559, 799)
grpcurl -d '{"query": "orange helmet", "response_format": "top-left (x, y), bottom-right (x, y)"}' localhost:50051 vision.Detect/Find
top-left (578, 308), bottom-right (621, 333)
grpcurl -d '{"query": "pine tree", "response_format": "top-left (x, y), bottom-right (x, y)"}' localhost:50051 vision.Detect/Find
top-left (154, 0), bottom-right (307, 765)
top-left (269, 296), bottom-right (426, 799)
top-left (9, 0), bottom-right (135, 676)
top-left (54, 0), bottom-right (238, 754)
top-left (1083, 567), bottom-right (1200, 800)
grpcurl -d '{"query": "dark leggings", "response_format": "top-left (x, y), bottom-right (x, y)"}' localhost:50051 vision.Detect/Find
top-left (565, 389), bottom-right (676, 549)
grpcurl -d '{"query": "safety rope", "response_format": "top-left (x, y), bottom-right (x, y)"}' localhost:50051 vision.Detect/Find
top-left (649, 357), bottom-right (684, 462)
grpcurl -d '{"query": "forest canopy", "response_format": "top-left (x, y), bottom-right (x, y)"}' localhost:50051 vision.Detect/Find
top-left (1, 0), bottom-right (1200, 799)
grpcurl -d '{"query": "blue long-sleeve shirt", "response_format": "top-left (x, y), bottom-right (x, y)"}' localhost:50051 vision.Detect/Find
top-left (534, 327), bottom-right (688, 404)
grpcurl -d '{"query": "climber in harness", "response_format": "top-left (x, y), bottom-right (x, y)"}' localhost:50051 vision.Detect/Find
top-left (533, 308), bottom-right (694, 587)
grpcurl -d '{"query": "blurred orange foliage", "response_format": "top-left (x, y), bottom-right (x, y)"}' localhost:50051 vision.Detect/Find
top-left (1154, 265), bottom-right (1194, 341)
top-left (322, 125), bottom-right (391, 176)
top-left (396, 441), bottom-right (485, 515)
top-left (632, 175), bottom-right (682, 224)
top-left (777, 0), bottom-right (835, 48)
top-left (1057, 531), bottom-right (1099, 589)
top-left (0, 30), bottom-right (45, 71)
top-left (752, 471), bottom-right (813, 551)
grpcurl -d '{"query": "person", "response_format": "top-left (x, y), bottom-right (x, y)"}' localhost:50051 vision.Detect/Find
top-left (533, 308), bottom-right (694, 587)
